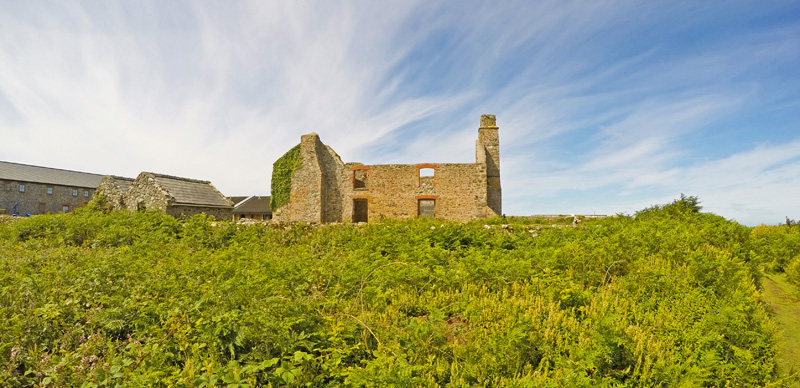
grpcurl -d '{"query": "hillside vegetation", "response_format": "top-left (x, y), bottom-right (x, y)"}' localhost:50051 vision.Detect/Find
top-left (0, 197), bottom-right (796, 387)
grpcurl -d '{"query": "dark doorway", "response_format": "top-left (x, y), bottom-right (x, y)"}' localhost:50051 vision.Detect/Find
top-left (418, 199), bottom-right (435, 218)
top-left (353, 199), bottom-right (368, 223)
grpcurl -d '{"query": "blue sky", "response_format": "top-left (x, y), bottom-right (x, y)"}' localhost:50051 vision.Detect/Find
top-left (1, 1), bottom-right (798, 225)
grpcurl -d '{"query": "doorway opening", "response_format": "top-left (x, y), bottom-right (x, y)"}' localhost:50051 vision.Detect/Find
top-left (418, 199), bottom-right (435, 218)
top-left (352, 199), bottom-right (368, 223)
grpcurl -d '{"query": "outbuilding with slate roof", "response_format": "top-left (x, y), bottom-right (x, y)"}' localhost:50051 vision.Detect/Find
top-left (124, 172), bottom-right (233, 219)
top-left (232, 195), bottom-right (272, 221)
top-left (0, 161), bottom-right (105, 215)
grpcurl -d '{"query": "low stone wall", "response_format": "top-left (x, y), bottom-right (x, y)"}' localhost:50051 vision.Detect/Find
top-left (166, 205), bottom-right (233, 220)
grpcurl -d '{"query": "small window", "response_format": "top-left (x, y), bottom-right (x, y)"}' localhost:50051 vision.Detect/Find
top-left (419, 167), bottom-right (435, 187)
top-left (19, 184), bottom-right (25, 193)
top-left (62, 205), bottom-right (70, 212)
top-left (84, 190), bottom-right (89, 197)
top-left (46, 187), bottom-right (53, 195)
top-left (353, 170), bottom-right (367, 189)
top-left (72, 189), bottom-right (78, 196)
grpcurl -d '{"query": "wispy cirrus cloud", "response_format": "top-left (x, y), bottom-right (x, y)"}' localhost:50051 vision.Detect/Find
top-left (0, 1), bottom-right (798, 224)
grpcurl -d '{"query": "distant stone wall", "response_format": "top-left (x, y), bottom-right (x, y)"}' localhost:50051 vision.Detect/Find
top-left (272, 115), bottom-right (502, 223)
top-left (0, 180), bottom-right (94, 215)
top-left (166, 205), bottom-right (232, 220)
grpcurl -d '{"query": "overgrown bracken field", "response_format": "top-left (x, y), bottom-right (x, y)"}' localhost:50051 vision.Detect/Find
top-left (1, 197), bottom-right (799, 387)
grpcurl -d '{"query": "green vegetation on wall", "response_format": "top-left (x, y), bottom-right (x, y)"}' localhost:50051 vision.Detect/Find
top-left (270, 144), bottom-right (302, 211)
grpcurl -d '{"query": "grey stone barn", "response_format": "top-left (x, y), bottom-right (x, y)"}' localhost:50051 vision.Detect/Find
top-left (94, 175), bottom-right (135, 211)
top-left (0, 161), bottom-right (104, 215)
top-left (124, 172), bottom-right (233, 219)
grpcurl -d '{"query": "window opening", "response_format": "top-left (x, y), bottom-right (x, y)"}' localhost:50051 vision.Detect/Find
top-left (62, 205), bottom-right (69, 213)
top-left (72, 189), bottom-right (78, 196)
top-left (418, 199), bottom-right (435, 218)
top-left (47, 187), bottom-right (53, 195)
top-left (84, 190), bottom-right (89, 197)
top-left (419, 168), bottom-right (435, 177)
top-left (352, 199), bottom-right (368, 223)
top-left (353, 170), bottom-right (367, 189)
top-left (19, 184), bottom-right (25, 193)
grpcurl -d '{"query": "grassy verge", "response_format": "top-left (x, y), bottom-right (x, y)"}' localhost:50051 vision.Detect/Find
top-left (762, 273), bottom-right (800, 385)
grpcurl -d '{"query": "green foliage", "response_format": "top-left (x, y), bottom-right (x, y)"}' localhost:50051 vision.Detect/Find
top-left (636, 193), bottom-right (702, 220)
top-left (750, 225), bottom-right (800, 271)
top-left (0, 198), bottom-right (787, 386)
top-left (270, 144), bottom-right (302, 211)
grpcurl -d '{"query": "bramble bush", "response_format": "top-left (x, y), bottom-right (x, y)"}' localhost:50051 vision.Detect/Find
top-left (0, 196), bottom-right (785, 387)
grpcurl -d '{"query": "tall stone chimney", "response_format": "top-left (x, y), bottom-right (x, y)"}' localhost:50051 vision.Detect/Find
top-left (477, 114), bottom-right (501, 215)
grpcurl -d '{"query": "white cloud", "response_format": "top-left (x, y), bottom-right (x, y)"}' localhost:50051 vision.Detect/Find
top-left (0, 1), bottom-right (798, 224)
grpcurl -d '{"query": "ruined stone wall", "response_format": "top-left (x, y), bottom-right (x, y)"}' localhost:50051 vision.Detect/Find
top-left (318, 144), bottom-right (347, 223)
top-left (123, 173), bottom-right (170, 212)
top-left (271, 114), bottom-right (502, 223)
top-left (348, 164), bottom-right (420, 221)
top-left (274, 133), bottom-right (324, 223)
top-left (166, 205), bottom-right (232, 220)
top-left (94, 176), bottom-right (128, 211)
top-left (431, 163), bottom-right (496, 221)
top-left (342, 163), bottom-right (496, 222)
top-left (477, 115), bottom-right (501, 215)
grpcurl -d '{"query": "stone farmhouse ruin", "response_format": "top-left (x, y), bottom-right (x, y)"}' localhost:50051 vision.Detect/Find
top-left (271, 114), bottom-right (501, 223)
top-left (122, 172), bottom-right (233, 219)
top-left (94, 172), bottom-right (234, 219)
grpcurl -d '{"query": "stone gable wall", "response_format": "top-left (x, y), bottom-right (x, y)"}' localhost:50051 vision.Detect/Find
top-left (95, 176), bottom-right (128, 211)
top-left (124, 173), bottom-right (170, 212)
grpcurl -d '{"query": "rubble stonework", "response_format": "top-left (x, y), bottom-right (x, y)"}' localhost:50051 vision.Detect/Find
top-left (124, 172), bottom-right (234, 219)
top-left (94, 175), bottom-right (135, 211)
top-left (271, 115), bottom-right (502, 223)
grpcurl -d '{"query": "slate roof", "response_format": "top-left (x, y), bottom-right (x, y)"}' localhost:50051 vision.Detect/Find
top-left (0, 161), bottom-right (104, 188)
top-left (227, 196), bottom-right (249, 206)
top-left (148, 173), bottom-right (233, 208)
top-left (233, 196), bottom-right (272, 214)
top-left (106, 176), bottom-right (135, 192)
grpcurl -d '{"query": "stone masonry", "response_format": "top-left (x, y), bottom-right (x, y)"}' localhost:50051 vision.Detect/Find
top-left (94, 175), bottom-right (135, 211)
top-left (123, 172), bottom-right (234, 220)
top-left (272, 115), bottom-right (501, 223)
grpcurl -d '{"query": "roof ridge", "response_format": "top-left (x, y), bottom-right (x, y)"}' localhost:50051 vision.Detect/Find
top-left (106, 175), bottom-right (135, 181)
top-left (1, 160), bottom-right (105, 177)
top-left (144, 172), bottom-right (211, 184)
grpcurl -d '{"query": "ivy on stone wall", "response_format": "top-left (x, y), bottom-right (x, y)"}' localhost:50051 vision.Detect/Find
top-left (270, 144), bottom-right (302, 211)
